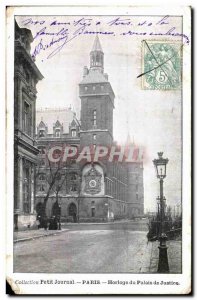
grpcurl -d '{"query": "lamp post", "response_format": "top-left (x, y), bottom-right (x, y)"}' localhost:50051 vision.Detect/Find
top-left (153, 152), bottom-right (169, 273)
top-left (77, 175), bottom-right (82, 223)
top-left (156, 196), bottom-right (160, 238)
top-left (105, 202), bottom-right (109, 222)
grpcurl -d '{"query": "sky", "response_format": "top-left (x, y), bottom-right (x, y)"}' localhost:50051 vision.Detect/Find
top-left (16, 14), bottom-right (185, 211)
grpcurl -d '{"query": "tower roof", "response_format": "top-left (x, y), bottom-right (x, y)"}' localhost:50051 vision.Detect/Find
top-left (91, 35), bottom-right (103, 52)
top-left (54, 120), bottom-right (62, 127)
top-left (80, 70), bottom-right (108, 84)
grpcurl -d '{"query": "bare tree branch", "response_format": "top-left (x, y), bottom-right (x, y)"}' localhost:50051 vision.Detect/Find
top-left (35, 144), bottom-right (69, 214)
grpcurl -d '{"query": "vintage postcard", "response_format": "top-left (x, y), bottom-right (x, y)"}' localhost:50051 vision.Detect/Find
top-left (6, 5), bottom-right (191, 295)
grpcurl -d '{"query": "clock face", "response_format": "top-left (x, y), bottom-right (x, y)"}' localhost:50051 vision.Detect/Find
top-left (84, 166), bottom-right (102, 195)
top-left (89, 179), bottom-right (97, 188)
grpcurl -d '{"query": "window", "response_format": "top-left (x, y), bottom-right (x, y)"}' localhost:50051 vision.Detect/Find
top-left (93, 86), bottom-right (96, 90)
top-left (85, 86), bottom-right (88, 91)
top-left (96, 54), bottom-right (100, 65)
top-left (39, 129), bottom-right (45, 137)
top-left (71, 129), bottom-right (77, 137)
top-left (93, 110), bottom-right (97, 126)
top-left (91, 207), bottom-right (95, 217)
top-left (38, 146), bottom-right (46, 155)
top-left (70, 185), bottom-right (77, 192)
top-left (56, 173), bottom-right (62, 181)
top-left (23, 167), bottom-right (30, 213)
top-left (41, 159), bottom-right (45, 166)
top-left (91, 200), bottom-right (95, 205)
top-left (55, 129), bottom-right (60, 137)
top-left (39, 173), bottom-right (45, 181)
top-left (136, 193), bottom-right (138, 200)
top-left (39, 184), bottom-right (45, 192)
top-left (92, 54), bottom-right (96, 66)
top-left (24, 101), bottom-right (31, 135)
top-left (93, 134), bottom-right (96, 140)
top-left (26, 72), bottom-right (30, 83)
top-left (70, 173), bottom-right (77, 180)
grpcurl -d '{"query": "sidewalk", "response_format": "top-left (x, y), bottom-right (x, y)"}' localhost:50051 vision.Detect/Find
top-left (148, 239), bottom-right (182, 273)
top-left (61, 219), bottom-right (146, 225)
top-left (14, 228), bottom-right (68, 243)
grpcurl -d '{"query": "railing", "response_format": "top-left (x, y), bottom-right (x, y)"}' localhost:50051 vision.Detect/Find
top-left (165, 228), bottom-right (182, 239)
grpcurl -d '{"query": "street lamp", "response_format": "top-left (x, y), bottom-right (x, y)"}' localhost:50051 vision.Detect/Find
top-left (153, 152), bottom-right (169, 273)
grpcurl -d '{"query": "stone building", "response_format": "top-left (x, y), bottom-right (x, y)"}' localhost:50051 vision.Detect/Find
top-left (35, 36), bottom-right (144, 222)
top-left (14, 21), bottom-right (43, 230)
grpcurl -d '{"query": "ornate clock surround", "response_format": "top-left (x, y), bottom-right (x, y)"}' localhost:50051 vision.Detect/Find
top-left (84, 164), bottom-right (102, 195)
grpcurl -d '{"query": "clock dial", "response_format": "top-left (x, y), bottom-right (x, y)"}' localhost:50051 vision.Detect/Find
top-left (89, 179), bottom-right (97, 188)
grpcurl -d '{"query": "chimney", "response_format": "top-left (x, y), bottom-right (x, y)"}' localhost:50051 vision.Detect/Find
top-left (104, 73), bottom-right (108, 81)
top-left (83, 66), bottom-right (89, 78)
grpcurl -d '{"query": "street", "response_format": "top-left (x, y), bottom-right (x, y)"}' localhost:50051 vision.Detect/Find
top-left (14, 221), bottom-right (153, 273)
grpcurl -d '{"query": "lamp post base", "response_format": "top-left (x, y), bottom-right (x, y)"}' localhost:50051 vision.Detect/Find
top-left (157, 243), bottom-right (169, 273)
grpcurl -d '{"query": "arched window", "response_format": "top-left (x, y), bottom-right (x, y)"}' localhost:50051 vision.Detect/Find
top-left (96, 54), bottom-right (100, 65)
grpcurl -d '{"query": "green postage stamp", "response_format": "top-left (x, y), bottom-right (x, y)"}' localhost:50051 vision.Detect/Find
top-left (142, 41), bottom-right (182, 90)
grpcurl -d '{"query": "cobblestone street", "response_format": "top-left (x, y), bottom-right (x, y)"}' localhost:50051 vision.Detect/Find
top-left (13, 222), bottom-right (181, 273)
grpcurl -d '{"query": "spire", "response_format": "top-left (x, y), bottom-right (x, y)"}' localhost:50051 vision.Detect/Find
top-left (90, 36), bottom-right (104, 73)
top-left (91, 35), bottom-right (103, 53)
top-left (126, 133), bottom-right (131, 145)
top-left (125, 133), bottom-right (135, 146)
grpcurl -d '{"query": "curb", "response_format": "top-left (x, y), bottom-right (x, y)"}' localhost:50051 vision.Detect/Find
top-left (14, 229), bottom-right (69, 243)
top-left (61, 221), bottom-right (148, 226)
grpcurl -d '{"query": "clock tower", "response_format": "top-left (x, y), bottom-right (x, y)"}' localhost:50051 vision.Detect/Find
top-left (79, 35), bottom-right (115, 148)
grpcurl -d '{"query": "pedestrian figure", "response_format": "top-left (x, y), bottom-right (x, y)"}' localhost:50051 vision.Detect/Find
top-left (52, 200), bottom-right (61, 230)
top-left (43, 216), bottom-right (48, 230)
top-left (37, 215), bottom-right (41, 229)
top-left (36, 202), bottom-right (46, 229)
top-left (73, 212), bottom-right (77, 223)
top-left (49, 216), bottom-right (58, 230)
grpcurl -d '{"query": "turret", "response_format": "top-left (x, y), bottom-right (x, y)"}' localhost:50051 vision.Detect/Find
top-left (90, 35), bottom-right (104, 73)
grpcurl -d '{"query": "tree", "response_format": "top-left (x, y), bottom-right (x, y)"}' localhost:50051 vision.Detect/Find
top-left (36, 144), bottom-right (67, 217)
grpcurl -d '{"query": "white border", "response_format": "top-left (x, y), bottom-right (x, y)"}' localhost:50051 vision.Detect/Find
top-left (4, 3), bottom-right (192, 296)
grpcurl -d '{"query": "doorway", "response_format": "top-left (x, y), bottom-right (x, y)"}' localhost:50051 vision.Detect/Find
top-left (68, 203), bottom-right (77, 223)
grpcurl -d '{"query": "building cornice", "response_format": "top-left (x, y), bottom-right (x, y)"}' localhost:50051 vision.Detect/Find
top-left (15, 134), bottom-right (39, 155)
top-left (15, 41), bottom-right (44, 81)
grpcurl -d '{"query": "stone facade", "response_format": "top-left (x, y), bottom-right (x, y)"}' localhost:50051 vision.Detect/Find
top-left (14, 21), bottom-right (43, 230)
top-left (35, 36), bottom-right (144, 222)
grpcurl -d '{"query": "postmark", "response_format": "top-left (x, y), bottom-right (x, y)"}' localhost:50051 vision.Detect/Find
top-left (141, 41), bottom-right (182, 90)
